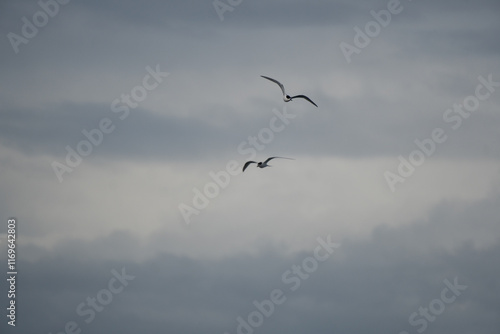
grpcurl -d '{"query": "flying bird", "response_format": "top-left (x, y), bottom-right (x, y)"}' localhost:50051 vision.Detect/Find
top-left (242, 156), bottom-right (294, 172)
top-left (261, 75), bottom-right (318, 107)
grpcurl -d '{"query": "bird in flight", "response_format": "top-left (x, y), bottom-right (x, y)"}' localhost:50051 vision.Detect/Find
top-left (242, 156), bottom-right (294, 172)
top-left (261, 75), bottom-right (318, 107)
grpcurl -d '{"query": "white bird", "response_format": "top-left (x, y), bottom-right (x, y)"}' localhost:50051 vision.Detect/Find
top-left (261, 75), bottom-right (318, 107)
top-left (242, 156), bottom-right (294, 172)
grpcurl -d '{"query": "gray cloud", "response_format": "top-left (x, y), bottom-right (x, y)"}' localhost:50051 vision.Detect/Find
top-left (4, 190), bottom-right (500, 333)
top-left (2, 94), bottom-right (499, 166)
top-left (1, 0), bottom-right (500, 333)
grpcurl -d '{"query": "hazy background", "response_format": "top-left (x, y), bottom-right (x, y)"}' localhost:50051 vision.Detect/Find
top-left (1, 0), bottom-right (499, 333)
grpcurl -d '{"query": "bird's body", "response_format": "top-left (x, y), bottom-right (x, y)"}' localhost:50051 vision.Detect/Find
top-left (242, 156), bottom-right (294, 172)
top-left (261, 75), bottom-right (318, 107)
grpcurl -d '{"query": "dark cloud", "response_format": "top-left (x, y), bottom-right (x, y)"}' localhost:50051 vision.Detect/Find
top-left (2, 95), bottom-right (499, 165)
top-left (0, 103), bottom-right (248, 161)
top-left (3, 191), bottom-right (500, 334)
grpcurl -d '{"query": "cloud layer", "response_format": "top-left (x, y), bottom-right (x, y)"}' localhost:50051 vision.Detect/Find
top-left (0, 0), bottom-right (499, 333)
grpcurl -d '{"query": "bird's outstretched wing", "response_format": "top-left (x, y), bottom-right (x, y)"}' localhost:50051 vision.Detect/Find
top-left (243, 161), bottom-right (257, 172)
top-left (264, 156), bottom-right (295, 164)
top-left (261, 75), bottom-right (286, 96)
top-left (290, 94), bottom-right (318, 107)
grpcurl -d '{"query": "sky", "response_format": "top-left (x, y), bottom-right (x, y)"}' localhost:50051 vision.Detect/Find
top-left (0, 0), bottom-right (499, 333)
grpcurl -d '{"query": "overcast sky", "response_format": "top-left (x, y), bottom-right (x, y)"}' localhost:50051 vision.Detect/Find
top-left (1, 0), bottom-right (500, 333)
